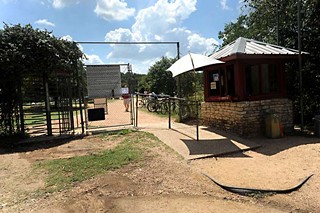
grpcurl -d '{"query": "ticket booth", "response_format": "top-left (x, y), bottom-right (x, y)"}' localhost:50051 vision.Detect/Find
top-left (201, 37), bottom-right (307, 137)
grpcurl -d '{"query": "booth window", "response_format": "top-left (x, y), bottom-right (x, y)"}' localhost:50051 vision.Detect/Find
top-left (209, 69), bottom-right (221, 96)
top-left (226, 65), bottom-right (235, 95)
top-left (208, 65), bottom-right (235, 98)
top-left (245, 63), bottom-right (279, 96)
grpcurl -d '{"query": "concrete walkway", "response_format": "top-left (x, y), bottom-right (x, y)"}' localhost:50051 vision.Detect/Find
top-left (85, 100), bottom-right (307, 160)
top-left (84, 100), bottom-right (262, 160)
top-left (136, 110), bottom-right (261, 160)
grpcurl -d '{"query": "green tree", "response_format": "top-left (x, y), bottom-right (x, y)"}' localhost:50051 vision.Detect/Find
top-left (176, 72), bottom-right (204, 100)
top-left (218, 15), bottom-right (251, 47)
top-left (144, 56), bottom-right (204, 99)
top-left (145, 56), bottom-right (176, 95)
top-left (0, 24), bottom-right (84, 136)
top-left (121, 71), bottom-right (146, 93)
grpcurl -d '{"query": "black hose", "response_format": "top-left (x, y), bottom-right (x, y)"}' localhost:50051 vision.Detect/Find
top-left (202, 173), bottom-right (313, 195)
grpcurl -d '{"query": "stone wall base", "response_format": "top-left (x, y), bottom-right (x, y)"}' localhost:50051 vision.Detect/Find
top-left (201, 99), bottom-right (293, 138)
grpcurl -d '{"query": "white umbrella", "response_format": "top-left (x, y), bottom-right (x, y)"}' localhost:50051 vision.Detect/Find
top-left (167, 53), bottom-right (224, 77)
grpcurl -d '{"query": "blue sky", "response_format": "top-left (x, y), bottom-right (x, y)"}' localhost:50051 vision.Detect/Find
top-left (0, 0), bottom-right (244, 74)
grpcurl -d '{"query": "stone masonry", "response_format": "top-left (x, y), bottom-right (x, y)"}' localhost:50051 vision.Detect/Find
top-left (201, 99), bottom-right (293, 138)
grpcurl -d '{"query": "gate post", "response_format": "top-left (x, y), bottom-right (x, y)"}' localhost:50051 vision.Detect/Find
top-left (196, 100), bottom-right (199, 141)
top-left (68, 76), bottom-right (74, 132)
top-left (75, 60), bottom-right (85, 134)
top-left (135, 93), bottom-right (138, 127)
top-left (43, 73), bottom-right (52, 136)
top-left (168, 97), bottom-right (171, 129)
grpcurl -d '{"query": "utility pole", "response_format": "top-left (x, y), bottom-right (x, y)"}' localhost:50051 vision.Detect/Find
top-left (276, 0), bottom-right (280, 45)
top-left (298, 0), bottom-right (304, 131)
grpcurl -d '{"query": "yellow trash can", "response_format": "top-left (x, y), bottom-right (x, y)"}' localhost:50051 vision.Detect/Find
top-left (265, 114), bottom-right (281, 138)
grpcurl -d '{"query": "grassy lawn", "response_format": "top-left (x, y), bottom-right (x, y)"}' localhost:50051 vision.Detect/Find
top-left (34, 129), bottom-right (159, 193)
top-left (24, 110), bottom-right (82, 125)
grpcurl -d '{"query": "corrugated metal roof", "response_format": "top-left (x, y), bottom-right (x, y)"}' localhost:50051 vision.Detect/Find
top-left (210, 37), bottom-right (308, 59)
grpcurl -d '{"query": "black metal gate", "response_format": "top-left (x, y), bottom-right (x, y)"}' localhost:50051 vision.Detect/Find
top-left (84, 97), bottom-right (134, 130)
top-left (22, 70), bottom-right (85, 137)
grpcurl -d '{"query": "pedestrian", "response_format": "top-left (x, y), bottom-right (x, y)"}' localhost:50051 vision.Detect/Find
top-left (122, 87), bottom-right (130, 112)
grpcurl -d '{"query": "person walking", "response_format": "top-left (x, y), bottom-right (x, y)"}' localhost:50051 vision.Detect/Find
top-left (122, 86), bottom-right (130, 112)
top-left (122, 93), bottom-right (130, 112)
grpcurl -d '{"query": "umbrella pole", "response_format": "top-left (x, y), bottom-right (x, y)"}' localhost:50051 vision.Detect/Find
top-left (189, 52), bottom-right (199, 141)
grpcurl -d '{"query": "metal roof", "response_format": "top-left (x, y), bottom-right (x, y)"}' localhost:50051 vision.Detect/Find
top-left (210, 37), bottom-right (308, 60)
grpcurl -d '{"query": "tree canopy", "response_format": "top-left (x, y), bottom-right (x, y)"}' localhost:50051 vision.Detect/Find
top-left (137, 56), bottom-right (203, 99)
top-left (0, 24), bottom-right (85, 136)
top-left (0, 24), bottom-right (84, 78)
top-left (144, 56), bottom-right (176, 96)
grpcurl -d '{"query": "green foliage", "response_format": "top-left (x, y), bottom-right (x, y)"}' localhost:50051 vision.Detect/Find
top-left (0, 24), bottom-right (83, 77)
top-left (177, 72), bottom-right (204, 99)
top-left (0, 23), bottom-right (85, 136)
top-left (218, 15), bottom-right (251, 47)
top-left (121, 71), bottom-right (146, 93)
top-left (141, 56), bottom-right (204, 99)
top-left (98, 129), bottom-right (135, 137)
top-left (218, 0), bottom-right (320, 125)
top-left (145, 56), bottom-right (176, 95)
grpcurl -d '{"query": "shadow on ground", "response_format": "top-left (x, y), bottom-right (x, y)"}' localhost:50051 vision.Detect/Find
top-left (201, 127), bottom-right (320, 156)
top-left (182, 138), bottom-right (253, 159)
top-left (0, 134), bottom-right (83, 155)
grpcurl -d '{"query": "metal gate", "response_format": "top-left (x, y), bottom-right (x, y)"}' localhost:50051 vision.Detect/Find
top-left (85, 97), bottom-right (134, 130)
top-left (23, 70), bottom-right (85, 137)
top-left (84, 64), bottom-right (134, 131)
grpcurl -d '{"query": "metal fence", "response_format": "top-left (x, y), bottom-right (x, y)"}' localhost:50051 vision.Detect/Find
top-left (0, 67), bottom-right (86, 138)
top-left (134, 93), bottom-right (201, 140)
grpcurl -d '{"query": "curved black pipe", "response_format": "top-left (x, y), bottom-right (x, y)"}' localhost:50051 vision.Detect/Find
top-left (202, 173), bottom-right (313, 195)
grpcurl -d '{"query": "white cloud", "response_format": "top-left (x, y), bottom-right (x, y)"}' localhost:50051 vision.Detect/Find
top-left (187, 33), bottom-right (219, 55)
top-left (34, 19), bottom-right (55, 27)
top-left (84, 54), bottom-right (104, 65)
top-left (220, 0), bottom-right (230, 10)
top-left (52, 0), bottom-right (80, 9)
top-left (60, 35), bottom-right (84, 52)
top-left (94, 0), bottom-right (135, 21)
top-left (132, 0), bottom-right (197, 41)
top-left (103, 0), bottom-right (218, 73)
top-left (58, 35), bottom-right (103, 65)
top-left (61, 35), bottom-right (73, 41)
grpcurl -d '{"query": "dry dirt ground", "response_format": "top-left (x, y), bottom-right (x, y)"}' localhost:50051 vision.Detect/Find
top-left (1, 133), bottom-right (319, 213)
top-left (0, 106), bottom-right (319, 212)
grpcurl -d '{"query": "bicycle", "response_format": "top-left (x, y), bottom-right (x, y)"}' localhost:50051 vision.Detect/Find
top-left (147, 98), bottom-right (161, 112)
top-left (137, 95), bottom-right (148, 108)
top-left (159, 97), bottom-right (191, 119)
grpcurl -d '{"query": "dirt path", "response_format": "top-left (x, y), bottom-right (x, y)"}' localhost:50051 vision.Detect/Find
top-left (0, 137), bottom-right (288, 213)
top-left (0, 101), bottom-right (319, 212)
